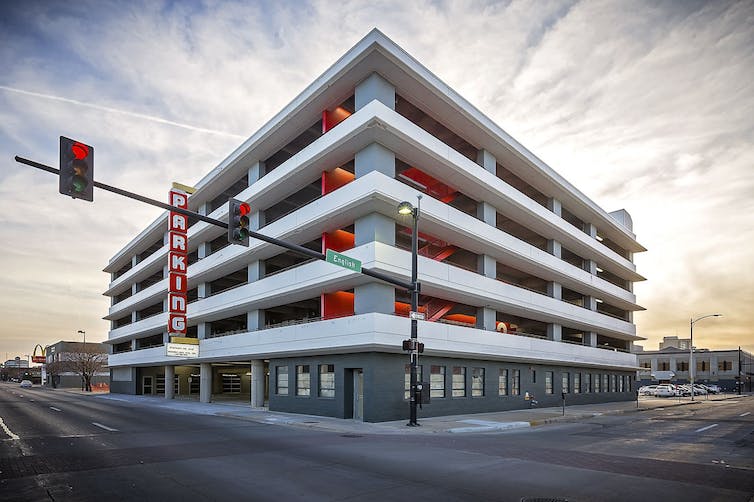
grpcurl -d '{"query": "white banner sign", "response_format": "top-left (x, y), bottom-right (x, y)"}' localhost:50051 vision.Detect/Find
top-left (166, 343), bottom-right (199, 358)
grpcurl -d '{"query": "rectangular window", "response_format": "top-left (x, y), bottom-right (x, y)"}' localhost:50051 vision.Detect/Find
top-left (696, 361), bottom-right (709, 372)
top-left (603, 374), bottom-right (609, 392)
top-left (499, 369), bottom-right (508, 396)
top-left (585, 373), bottom-right (591, 393)
top-left (276, 366), bottom-right (289, 395)
top-left (718, 360), bottom-right (732, 371)
top-left (611, 374), bottom-right (617, 392)
top-left (574, 372), bottom-right (581, 394)
top-left (628, 375), bottom-right (632, 391)
top-left (640, 361), bottom-right (651, 369)
top-left (532, 370), bottom-right (537, 384)
top-left (430, 365), bottom-right (445, 398)
top-left (619, 375), bottom-right (625, 392)
top-left (659, 361), bottom-right (670, 371)
top-left (676, 361), bottom-right (688, 371)
top-left (318, 364), bottom-right (335, 398)
top-left (452, 366), bottom-right (466, 397)
top-left (545, 371), bottom-right (554, 394)
top-left (471, 367), bottom-right (485, 397)
top-left (222, 373), bottom-right (241, 394)
top-left (512, 369), bottom-right (520, 395)
top-left (296, 365), bottom-right (310, 396)
top-left (405, 364), bottom-right (423, 399)
top-left (594, 374), bottom-right (601, 393)
top-left (562, 372), bottom-right (570, 394)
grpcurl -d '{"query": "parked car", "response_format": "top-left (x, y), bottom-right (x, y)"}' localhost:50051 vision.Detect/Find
top-left (639, 385), bottom-right (658, 396)
top-left (692, 384), bottom-right (708, 395)
top-left (654, 384), bottom-right (676, 397)
top-left (19, 380), bottom-right (32, 388)
top-left (704, 384), bottom-right (721, 394)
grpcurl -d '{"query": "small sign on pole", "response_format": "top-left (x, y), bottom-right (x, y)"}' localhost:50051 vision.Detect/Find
top-left (409, 311), bottom-right (425, 320)
top-left (325, 249), bottom-right (362, 273)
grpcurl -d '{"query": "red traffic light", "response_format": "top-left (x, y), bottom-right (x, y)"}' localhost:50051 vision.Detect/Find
top-left (239, 202), bottom-right (251, 216)
top-left (71, 142), bottom-right (89, 160)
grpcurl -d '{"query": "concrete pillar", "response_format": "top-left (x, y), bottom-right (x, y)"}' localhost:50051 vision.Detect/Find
top-left (130, 339), bottom-right (137, 351)
top-left (547, 239), bottom-right (562, 259)
top-left (250, 360), bottom-right (265, 408)
top-left (585, 222), bottom-right (597, 239)
top-left (355, 213), bottom-right (395, 246)
top-left (547, 324), bottom-right (562, 342)
top-left (165, 365), bottom-right (175, 400)
top-left (249, 161), bottom-right (265, 184)
top-left (547, 281), bottom-right (562, 300)
top-left (355, 72), bottom-right (395, 111)
top-left (476, 149), bottom-right (496, 174)
top-left (247, 310), bottom-right (264, 331)
top-left (200, 362), bottom-right (212, 403)
top-left (476, 255), bottom-right (497, 331)
top-left (477, 201), bottom-right (496, 225)
top-left (355, 282), bottom-right (394, 315)
top-left (584, 296), bottom-right (598, 311)
top-left (197, 323), bottom-right (208, 340)
top-left (584, 259), bottom-right (597, 275)
top-left (547, 197), bottom-right (562, 217)
top-left (197, 243), bottom-right (211, 260)
top-left (355, 143), bottom-right (395, 179)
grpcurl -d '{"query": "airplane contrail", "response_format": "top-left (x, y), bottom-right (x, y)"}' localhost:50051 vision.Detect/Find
top-left (0, 85), bottom-right (247, 140)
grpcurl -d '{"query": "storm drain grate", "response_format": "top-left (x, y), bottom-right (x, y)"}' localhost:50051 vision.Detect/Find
top-left (521, 498), bottom-right (569, 502)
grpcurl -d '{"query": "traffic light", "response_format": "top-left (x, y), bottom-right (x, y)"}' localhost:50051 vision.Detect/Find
top-left (228, 198), bottom-right (251, 246)
top-left (59, 136), bottom-right (94, 201)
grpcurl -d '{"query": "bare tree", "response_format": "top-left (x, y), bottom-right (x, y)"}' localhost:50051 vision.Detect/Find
top-left (66, 348), bottom-right (108, 392)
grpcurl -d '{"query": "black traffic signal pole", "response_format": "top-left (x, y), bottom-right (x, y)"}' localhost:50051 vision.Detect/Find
top-left (15, 155), bottom-right (413, 291)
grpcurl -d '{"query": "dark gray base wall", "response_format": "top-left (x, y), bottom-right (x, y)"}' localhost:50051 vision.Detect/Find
top-left (638, 377), bottom-right (742, 392)
top-left (269, 353), bottom-right (637, 422)
top-left (110, 367), bottom-right (137, 394)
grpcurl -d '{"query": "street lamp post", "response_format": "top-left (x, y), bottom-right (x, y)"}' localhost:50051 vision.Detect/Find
top-left (690, 314), bottom-right (722, 401)
top-left (398, 196), bottom-right (422, 426)
top-left (78, 330), bottom-right (86, 391)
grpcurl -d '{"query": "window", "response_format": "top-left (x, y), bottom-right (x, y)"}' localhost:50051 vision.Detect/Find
top-left (585, 373), bottom-right (591, 393)
top-left (627, 375), bottom-right (632, 391)
top-left (562, 372), bottom-right (570, 394)
top-left (574, 372), bottom-right (581, 394)
top-left (532, 369), bottom-right (537, 383)
top-left (276, 366), bottom-right (289, 395)
top-left (430, 365), bottom-right (445, 398)
top-left (452, 366), bottom-right (466, 397)
top-left (611, 374), bottom-right (617, 392)
top-left (512, 369), bottom-right (520, 395)
top-left (499, 369), bottom-right (508, 396)
top-left (676, 361), bottom-right (688, 371)
top-left (405, 364), bottom-right (423, 399)
top-left (697, 360), bottom-right (709, 372)
top-left (619, 375), bottom-right (625, 392)
top-left (545, 371), bottom-right (553, 394)
top-left (640, 361), bottom-right (651, 369)
top-left (318, 364), bottom-right (335, 398)
top-left (296, 365), bottom-right (310, 396)
top-left (718, 360), bottom-right (733, 371)
top-left (222, 373), bottom-right (241, 394)
top-left (594, 374), bottom-right (601, 393)
top-left (659, 361), bottom-right (670, 371)
top-left (471, 368), bottom-right (485, 397)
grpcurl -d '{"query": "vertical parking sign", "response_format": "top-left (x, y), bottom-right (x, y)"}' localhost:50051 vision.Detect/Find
top-left (167, 188), bottom-right (189, 335)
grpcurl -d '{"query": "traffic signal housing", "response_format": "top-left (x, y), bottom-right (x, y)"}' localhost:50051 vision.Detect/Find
top-left (59, 136), bottom-right (94, 201)
top-left (228, 198), bottom-right (251, 246)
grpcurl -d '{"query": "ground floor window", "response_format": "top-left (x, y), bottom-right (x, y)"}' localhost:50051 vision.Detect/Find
top-left (562, 372), bottom-right (570, 394)
top-left (512, 369), bottom-right (520, 395)
top-left (585, 373), bottom-right (591, 393)
top-left (156, 375), bottom-right (165, 395)
top-left (498, 369), bottom-right (508, 396)
top-left (276, 366), bottom-right (289, 395)
top-left (318, 364), bottom-right (335, 398)
top-left (594, 374), bottom-right (601, 393)
top-left (296, 365), bottom-right (310, 397)
top-left (574, 372), bottom-right (581, 394)
top-left (189, 374), bottom-right (200, 394)
top-left (452, 366), bottom-right (466, 397)
top-left (603, 374), bottom-right (609, 392)
top-left (404, 364), bottom-right (423, 399)
top-left (619, 374), bottom-right (625, 392)
top-left (545, 371), bottom-right (553, 394)
top-left (471, 367), bottom-right (485, 397)
top-left (430, 365), bottom-right (445, 398)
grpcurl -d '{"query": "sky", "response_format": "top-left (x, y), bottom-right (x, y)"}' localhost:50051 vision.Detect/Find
top-left (1, 0), bottom-right (752, 363)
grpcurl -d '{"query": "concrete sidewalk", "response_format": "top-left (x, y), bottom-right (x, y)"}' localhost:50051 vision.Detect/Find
top-left (66, 389), bottom-right (751, 435)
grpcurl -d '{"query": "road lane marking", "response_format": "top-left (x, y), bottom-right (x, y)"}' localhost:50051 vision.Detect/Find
top-left (92, 422), bottom-right (118, 432)
top-left (0, 417), bottom-right (20, 440)
top-left (695, 423), bottom-right (719, 433)
top-left (740, 412), bottom-right (751, 417)
top-left (49, 406), bottom-right (62, 412)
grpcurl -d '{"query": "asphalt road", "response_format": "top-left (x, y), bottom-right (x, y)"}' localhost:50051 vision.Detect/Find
top-left (1, 383), bottom-right (752, 502)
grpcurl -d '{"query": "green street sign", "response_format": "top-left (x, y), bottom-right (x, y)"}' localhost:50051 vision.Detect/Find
top-left (326, 249), bottom-right (362, 273)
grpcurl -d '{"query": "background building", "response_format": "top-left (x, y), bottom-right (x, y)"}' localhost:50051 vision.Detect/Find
top-left (44, 341), bottom-right (109, 389)
top-left (105, 30), bottom-right (645, 421)
top-left (636, 336), bottom-right (753, 391)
